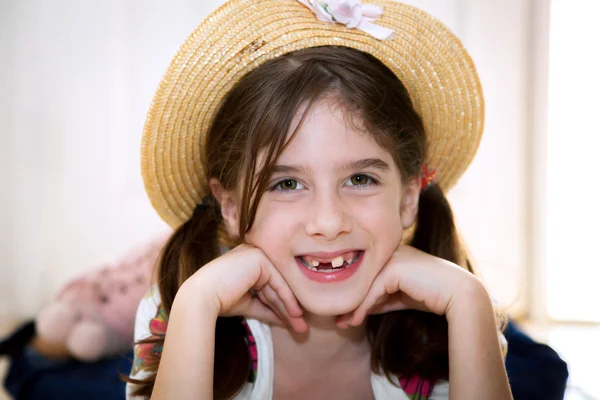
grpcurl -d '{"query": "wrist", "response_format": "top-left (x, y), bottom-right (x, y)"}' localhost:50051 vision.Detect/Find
top-left (174, 279), bottom-right (221, 320)
top-left (446, 276), bottom-right (494, 322)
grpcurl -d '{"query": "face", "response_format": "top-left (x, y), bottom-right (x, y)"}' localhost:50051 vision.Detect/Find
top-left (220, 98), bottom-right (419, 316)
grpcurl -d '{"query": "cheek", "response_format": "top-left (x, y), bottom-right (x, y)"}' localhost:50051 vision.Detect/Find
top-left (353, 199), bottom-right (404, 276)
top-left (357, 196), bottom-right (403, 239)
top-left (245, 203), bottom-right (299, 258)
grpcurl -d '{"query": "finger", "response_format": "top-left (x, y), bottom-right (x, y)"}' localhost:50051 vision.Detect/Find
top-left (265, 270), bottom-right (304, 318)
top-left (335, 312), bottom-right (354, 327)
top-left (244, 298), bottom-right (287, 327)
top-left (252, 251), bottom-right (307, 332)
top-left (350, 283), bottom-right (386, 326)
top-left (368, 292), bottom-right (410, 315)
top-left (260, 285), bottom-right (287, 317)
top-left (257, 290), bottom-right (286, 323)
top-left (335, 295), bottom-right (384, 329)
top-left (335, 315), bottom-right (353, 329)
top-left (223, 291), bottom-right (284, 327)
top-left (257, 289), bottom-right (296, 330)
top-left (248, 252), bottom-right (301, 319)
top-left (286, 316), bottom-right (309, 333)
top-left (336, 292), bottom-right (411, 328)
top-left (260, 285), bottom-right (308, 333)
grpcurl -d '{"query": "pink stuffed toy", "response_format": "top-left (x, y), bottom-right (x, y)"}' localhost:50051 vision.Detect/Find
top-left (35, 235), bottom-right (168, 362)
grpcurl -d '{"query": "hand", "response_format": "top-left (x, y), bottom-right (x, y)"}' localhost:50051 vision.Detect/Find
top-left (182, 244), bottom-right (308, 333)
top-left (336, 245), bottom-right (477, 328)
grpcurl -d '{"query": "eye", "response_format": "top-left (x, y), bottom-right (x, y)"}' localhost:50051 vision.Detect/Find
top-left (274, 179), bottom-right (305, 192)
top-left (344, 174), bottom-right (377, 187)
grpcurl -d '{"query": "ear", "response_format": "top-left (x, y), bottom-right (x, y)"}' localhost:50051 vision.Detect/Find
top-left (209, 178), bottom-right (240, 238)
top-left (400, 176), bottom-right (420, 229)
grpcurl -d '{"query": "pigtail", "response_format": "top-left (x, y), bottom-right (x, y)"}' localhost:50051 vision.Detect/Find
top-left (411, 183), bottom-right (468, 270)
top-left (125, 196), bottom-right (251, 399)
top-left (369, 182), bottom-right (468, 383)
top-left (158, 196), bottom-right (223, 312)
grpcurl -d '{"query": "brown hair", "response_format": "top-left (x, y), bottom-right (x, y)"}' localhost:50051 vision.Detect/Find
top-left (127, 46), bottom-right (499, 398)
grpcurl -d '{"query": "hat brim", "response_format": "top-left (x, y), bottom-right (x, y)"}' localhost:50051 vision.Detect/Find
top-left (141, 0), bottom-right (484, 229)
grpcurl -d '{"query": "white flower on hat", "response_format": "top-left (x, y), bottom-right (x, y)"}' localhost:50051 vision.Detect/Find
top-left (312, 0), bottom-right (363, 28)
top-left (297, 0), bottom-right (394, 40)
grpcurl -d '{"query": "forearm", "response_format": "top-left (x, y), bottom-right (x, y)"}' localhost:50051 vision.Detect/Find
top-left (151, 283), bottom-right (219, 400)
top-left (446, 279), bottom-right (512, 399)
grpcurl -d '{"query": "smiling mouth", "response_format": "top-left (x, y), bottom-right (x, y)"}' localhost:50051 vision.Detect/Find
top-left (296, 251), bottom-right (363, 273)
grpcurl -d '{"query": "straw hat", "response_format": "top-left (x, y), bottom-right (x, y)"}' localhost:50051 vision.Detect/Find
top-left (141, 0), bottom-right (484, 229)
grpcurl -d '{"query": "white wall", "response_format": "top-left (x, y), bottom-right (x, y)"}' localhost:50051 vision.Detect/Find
top-left (546, 0), bottom-right (600, 322)
top-left (0, 0), bottom-right (534, 319)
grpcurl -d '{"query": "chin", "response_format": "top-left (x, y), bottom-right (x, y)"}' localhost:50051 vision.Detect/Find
top-left (296, 292), bottom-right (365, 317)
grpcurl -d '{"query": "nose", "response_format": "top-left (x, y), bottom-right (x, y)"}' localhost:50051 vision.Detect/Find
top-left (304, 190), bottom-right (352, 240)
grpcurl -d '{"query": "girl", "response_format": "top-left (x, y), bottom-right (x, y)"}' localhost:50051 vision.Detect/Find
top-left (127, 0), bottom-right (512, 399)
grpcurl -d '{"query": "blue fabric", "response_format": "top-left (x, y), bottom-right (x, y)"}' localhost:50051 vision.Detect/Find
top-left (504, 321), bottom-right (569, 400)
top-left (5, 350), bottom-right (132, 400)
top-left (1, 321), bottom-right (132, 400)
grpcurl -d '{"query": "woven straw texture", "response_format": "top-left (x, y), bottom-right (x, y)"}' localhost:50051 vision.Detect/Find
top-left (141, 0), bottom-right (484, 229)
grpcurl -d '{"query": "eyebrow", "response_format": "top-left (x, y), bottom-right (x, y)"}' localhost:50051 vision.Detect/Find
top-left (271, 158), bottom-right (390, 175)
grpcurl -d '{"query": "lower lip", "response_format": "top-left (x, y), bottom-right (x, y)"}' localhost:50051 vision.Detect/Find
top-left (296, 251), bottom-right (364, 283)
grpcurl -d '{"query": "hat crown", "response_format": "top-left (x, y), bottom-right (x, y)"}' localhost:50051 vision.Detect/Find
top-left (141, 0), bottom-right (484, 228)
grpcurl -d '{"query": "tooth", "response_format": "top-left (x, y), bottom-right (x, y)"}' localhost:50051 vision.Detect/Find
top-left (331, 256), bottom-right (344, 268)
top-left (344, 253), bottom-right (353, 264)
top-left (311, 260), bottom-right (319, 267)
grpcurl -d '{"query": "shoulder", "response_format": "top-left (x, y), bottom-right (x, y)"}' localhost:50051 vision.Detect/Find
top-left (131, 285), bottom-right (166, 369)
top-left (133, 285), bottom-right (165, 341)
top-left (396, 327), bottom-right (507, 400)
top-left (126, 285), bottom-right (166, 398)
top-left (127, 292), bottom-right (261, 399)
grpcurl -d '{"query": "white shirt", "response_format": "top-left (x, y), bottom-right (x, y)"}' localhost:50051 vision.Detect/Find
top-left (127, 286), bottom-right (450, 399)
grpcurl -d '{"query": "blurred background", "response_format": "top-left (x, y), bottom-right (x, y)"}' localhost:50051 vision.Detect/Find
top-left (0, 0), bottom-right (598, 399)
